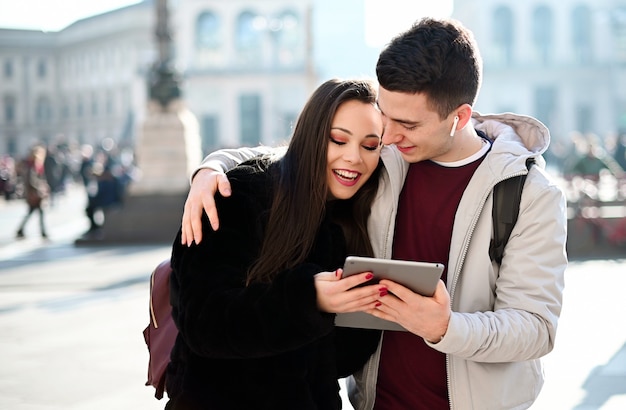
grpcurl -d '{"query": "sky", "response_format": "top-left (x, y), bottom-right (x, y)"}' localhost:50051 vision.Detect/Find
top-left (0, 0), bottom-right (452, 42)
top-left (0, 0), bottom-right (142, 31)
top-left (364, 0), bottom-right (453, 47)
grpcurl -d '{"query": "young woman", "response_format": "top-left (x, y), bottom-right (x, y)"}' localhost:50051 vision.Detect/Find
top-left (165, 78), bottom-right (387, 409)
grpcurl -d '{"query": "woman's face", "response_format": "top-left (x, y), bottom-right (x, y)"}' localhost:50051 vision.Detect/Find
top-left (326, 99), bottom-right (383, 200)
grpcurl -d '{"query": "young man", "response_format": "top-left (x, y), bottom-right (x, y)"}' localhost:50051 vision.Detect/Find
top-left (179, 18), bottom-right (567, 410)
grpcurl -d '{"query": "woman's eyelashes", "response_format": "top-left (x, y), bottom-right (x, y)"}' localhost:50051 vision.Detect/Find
top-left (329, 136), bottom-right (345, 146)
top-left (329, 137), bottom-right (379, 151)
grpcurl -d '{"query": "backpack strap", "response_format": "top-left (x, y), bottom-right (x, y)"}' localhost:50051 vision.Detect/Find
top-left (489, 158), bottom-right (535, 264)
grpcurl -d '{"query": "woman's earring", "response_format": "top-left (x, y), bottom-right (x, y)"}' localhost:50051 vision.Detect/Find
top-left (450, 116), bottom-right (459, 137)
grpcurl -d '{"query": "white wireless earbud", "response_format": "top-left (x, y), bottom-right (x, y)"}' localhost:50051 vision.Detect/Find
top-left (450, 116), bottom-right (459, 137)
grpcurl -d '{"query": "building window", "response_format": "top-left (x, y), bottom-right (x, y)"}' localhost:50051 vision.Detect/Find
top-left (120, 110), bottom-right (134, 142)
top-left (37, 59), bottom-right (47, 78)
top-left (273, 10), bottom-right (302, 66)
top-left (532, 6), bottom-right (554, 65)
top-left (106, 90), bottom-right (114, 116)
top-left (91, 92), bottom-right (98, 116)
top-left (614, 8), bottom-right (626, 65)
top-left (239, 93), bottom-right (261, 146)
top-left (77, 96), bottom-right (84, 118)
top-left (7, 135), bottom-right (17, 155)
top-left (195, 11), bottom-right (224, 67)
top-left (236, 11), bottom-right (263, 65)
top-left (61, 97), bottom-right (69, 119)
top-left (576, 105), bottom-right (593, 133)
top-left (492, 6), bottom-right (514, 66)
top-left (534, 86), bottom-right (557, 130)
top-left (35, 96), bottom-right (52, 124)
top-left (196, 11), bottom-right (221, 48)
top-left (4, 95), bottom-right (16, 123)
top-left (572, 6), bottom-right (593, 65)
top-left (201, 115), bottom-right (219, 155)
top-left (4, 60), bottom-right (13, 78)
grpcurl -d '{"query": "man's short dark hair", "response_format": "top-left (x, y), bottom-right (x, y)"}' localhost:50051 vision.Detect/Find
top-left (376, 18), bottom-right (483, 119)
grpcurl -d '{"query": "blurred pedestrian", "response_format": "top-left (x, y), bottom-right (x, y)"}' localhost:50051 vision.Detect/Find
top-left (0, 154), bottom-right (18, 200)
top-left (15, 145), bottom-right (49, 239)
top-left (614, 132), bottom-right (626, 173)
top-left (84, 153), bottom-right (123, 234)
top-left (567, 134), bottom-right (624, 181)
top-left (44, 144), bottom-right (63, 205)
top-left (79, 144), bottom-right (95, 188)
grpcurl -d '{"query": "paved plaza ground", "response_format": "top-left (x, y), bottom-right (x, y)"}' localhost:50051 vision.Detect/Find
top-left (0, 185), bottom-right (625, 409)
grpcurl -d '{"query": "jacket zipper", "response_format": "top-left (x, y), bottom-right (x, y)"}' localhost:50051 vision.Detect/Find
top-left (446, 169), bottom-right (530, 409)
top-left (363, 200), bottom-right (396, 410)
top-left (364, 190), bottom-right (397, 410)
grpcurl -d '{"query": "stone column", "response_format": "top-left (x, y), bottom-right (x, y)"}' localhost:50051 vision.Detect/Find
top-left (131, 99), bottom-right (201, 195)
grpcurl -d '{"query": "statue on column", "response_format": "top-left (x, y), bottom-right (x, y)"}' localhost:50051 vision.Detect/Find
top-left (132, 0), bottom-right (201, 196)
top-left (149, 0), bottom-right (181, 109)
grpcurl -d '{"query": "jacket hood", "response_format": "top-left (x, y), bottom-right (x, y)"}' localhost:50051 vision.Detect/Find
top-left (472, 111), bottom-right (550, 152)
top-left (471, 111), bottom-right (550, 175)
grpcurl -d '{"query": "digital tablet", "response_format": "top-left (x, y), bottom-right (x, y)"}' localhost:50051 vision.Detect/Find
top-left (334, 256), bottom-right (445, 331)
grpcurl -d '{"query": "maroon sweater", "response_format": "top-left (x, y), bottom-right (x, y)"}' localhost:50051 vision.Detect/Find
top-left (374, 156), bottom-right (483, 410)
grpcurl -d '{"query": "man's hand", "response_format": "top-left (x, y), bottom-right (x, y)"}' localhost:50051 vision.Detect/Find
top-left (370, 279), bottom-right (450, 342)
top-left (181, 168), bottom-right (232, 246)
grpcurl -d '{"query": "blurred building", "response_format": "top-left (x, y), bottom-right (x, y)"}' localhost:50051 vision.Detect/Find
top-left (0, 2), bottom-right (154, 156)
top-left (0, 0), bottom-right (318, 157)
top-left (453, 0), bottom-right (626, 141)
top-left (172, 0), bottom-right (315, 152)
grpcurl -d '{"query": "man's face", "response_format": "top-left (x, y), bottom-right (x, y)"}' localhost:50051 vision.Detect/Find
top-left (377, 87), bottom-right (457, 163)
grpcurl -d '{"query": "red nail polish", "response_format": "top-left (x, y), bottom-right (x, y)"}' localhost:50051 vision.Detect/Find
top-left (365, 273), bottom-right (374, 280)
top-left (375, 302), bottom-right (382, 307)
top-left (379, 290), bottom-right (388, 297)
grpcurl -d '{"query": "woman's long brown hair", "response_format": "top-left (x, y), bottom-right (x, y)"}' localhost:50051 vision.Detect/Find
top-left (247, 78), bottom-right (382, 284)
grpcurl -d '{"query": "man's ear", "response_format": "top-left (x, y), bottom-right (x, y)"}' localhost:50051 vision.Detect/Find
top-left (455, 104), bottom-right (473, 132)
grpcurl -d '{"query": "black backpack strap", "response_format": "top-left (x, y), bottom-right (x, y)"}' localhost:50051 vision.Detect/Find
top-left (489, 158), bottom-right (535, 264)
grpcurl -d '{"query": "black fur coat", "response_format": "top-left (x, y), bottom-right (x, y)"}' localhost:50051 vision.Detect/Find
top-left (166, 157), bottom-right (380, 410)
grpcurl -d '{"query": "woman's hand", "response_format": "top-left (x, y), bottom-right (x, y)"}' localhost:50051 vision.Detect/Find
top-left (314, 269), bottom-right (387, 313)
